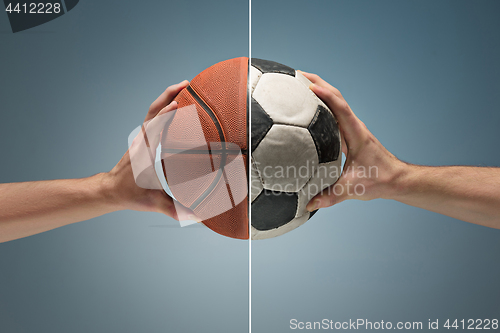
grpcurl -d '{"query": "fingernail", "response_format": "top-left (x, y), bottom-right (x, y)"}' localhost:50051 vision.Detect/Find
top-left (187, 214), bottom-right (202, 223)
top-left (309, 83), bottom-right (316, 91)
top-left (307, 199), bottom-right (321, 212)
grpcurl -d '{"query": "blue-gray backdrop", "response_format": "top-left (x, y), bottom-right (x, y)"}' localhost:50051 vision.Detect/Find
top-left (0, 1), bottom-right (249, 332)
top-left (251, 0), bottom-right (500, 332)
top-left (1, 1), bottom-right (500, 333)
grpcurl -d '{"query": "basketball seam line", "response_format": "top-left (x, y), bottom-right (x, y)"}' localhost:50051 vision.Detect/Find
top-left (186, 85), bottom-right (225, 142)
top-left (185, 85), bottom-right (228, 211)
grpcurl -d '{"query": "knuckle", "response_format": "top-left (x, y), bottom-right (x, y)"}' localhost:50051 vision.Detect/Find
top-left (309, 73), bottom-right (320, 81)
top-left (362, 133), bottom-right (375, 147)
top-left (339, 100), bottom-right (350, 112)
top-left (165, 86), bottom-right (175, 97)
top-left (323, 87), bottom-right (335, 99)
top-left (148, 102), bottom-right (156, 113)
top-left (328, 194), bottom-right (338, 207)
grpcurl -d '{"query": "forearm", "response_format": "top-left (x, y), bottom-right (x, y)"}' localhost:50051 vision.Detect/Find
top-left (0, 173), bottom-right (119, 243)
top-left (388, 164), bottom-right (500, 229)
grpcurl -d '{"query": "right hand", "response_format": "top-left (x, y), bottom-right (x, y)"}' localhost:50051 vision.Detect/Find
top-left (300, 71), bottom-right (405, 211)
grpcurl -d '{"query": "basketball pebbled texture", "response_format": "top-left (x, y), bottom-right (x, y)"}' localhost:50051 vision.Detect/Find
top-left (161, 57), bottom-right (249, 239)
top-left (159, 57), bottom-right (340, 240)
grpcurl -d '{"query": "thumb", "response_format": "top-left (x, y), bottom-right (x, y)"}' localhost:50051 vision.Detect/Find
top-left (155, 191), bottom-right (201, 222)
top-left (306, 177), bottom-right (349, 211)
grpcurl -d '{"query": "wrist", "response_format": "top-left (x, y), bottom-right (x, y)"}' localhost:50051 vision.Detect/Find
top-left (93, 172), bottom-right (123, 212)
top-left (382, 161), bottom-right (416, 201)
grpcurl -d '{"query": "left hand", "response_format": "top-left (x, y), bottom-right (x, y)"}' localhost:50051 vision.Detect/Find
top-left (103, 80), bottom-right (197, 220)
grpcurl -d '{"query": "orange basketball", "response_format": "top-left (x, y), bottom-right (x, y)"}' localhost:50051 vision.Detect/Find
top-left (160, 57), bottom-right (249, 239)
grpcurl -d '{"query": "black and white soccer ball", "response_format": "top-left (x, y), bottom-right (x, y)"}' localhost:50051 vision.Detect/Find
top-left (250, 59), bottom-right (342, 239)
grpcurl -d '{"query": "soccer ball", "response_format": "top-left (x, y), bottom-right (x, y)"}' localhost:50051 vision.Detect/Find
top-left (250, 58), bottom-right (342, 239)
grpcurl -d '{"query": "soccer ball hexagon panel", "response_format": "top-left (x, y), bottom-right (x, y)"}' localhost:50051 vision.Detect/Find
top-left (250, 58), bottom-right (342, 240)
top-left (158, 57), bottom-right (341, 240)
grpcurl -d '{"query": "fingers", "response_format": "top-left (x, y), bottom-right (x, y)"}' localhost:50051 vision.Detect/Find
top-left (143, 100), bottom-right (178, 149)
top-left (300, 71), bottom-right (367, 150)
top-left (300, 71), bottom-right (353, 121)
top-left (340, 130), bottom-right (348, 155)
top-left (145, 80), bottom-right (189, 122)
top-left (299, 71), bottom-right (343, 99)
top-left (309, 83), bottom-right (362, 141)
top-left (157, 100), bottom-right (178, 117)
top-left (129, 101), bottom-right (180, 191)
top-left (154, 191), bottom-right (200, 222)
top-left (306, 177), bottom-right (348, 211)
top-left (154, 191), bottom-right (179, 219)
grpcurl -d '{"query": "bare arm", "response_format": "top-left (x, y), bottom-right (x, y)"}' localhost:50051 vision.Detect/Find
top-left (301, 71), bottom-right (500, 229)
top-left (0, 80), bottom-right (190, 243)
top-left (0, 175), bottom-right (116, 242)
top-left (391, 165), bottom-right (500, 229)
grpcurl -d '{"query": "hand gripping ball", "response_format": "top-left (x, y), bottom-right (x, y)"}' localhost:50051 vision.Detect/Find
top-left (159, 58), bottom-right (341, 240)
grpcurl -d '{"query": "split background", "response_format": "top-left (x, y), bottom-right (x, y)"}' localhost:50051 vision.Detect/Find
top-left (0, 0), bottom-right (499, 332)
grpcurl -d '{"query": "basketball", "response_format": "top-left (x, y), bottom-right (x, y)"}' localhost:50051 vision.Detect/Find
top-left (161, 57), bottom-right (249, 239)
top-left (158, 57), bottom-right (341, 240)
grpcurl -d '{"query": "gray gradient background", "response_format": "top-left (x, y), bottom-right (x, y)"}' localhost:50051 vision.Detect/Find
top-left (0, 1), bottom-right (249, 332)
top-left (0, 1), bottom-right (499, 333)
top-left (251, 0), bottom-right (500, 332)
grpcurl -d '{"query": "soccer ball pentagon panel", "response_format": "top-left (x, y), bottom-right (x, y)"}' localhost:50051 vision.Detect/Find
top-left (250, 58), bottom-right (342, 240)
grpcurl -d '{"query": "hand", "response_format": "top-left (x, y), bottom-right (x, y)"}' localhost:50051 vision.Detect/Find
top-left (301, 72), bottom-right (405, 211)
top-left (102, 80), bottom-right (196, 220)
top-left (0, 80), bottom-right (198, 243)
